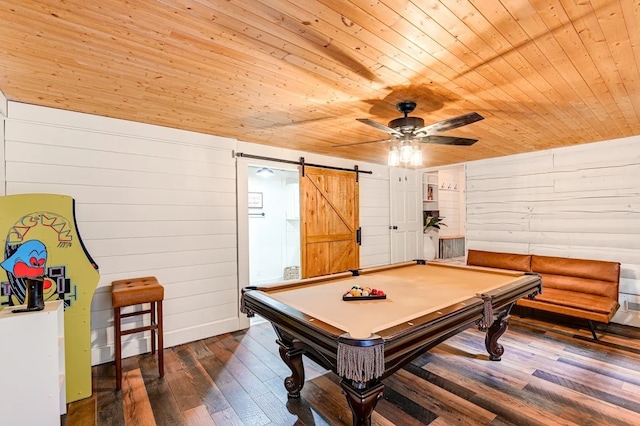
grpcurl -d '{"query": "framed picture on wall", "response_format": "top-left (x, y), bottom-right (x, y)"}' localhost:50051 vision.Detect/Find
top-left (248, 192), bottom-right (263, 209)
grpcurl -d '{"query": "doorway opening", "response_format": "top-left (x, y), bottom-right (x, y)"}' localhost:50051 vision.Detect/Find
top-left (247, 165), bottom-right (301, 285)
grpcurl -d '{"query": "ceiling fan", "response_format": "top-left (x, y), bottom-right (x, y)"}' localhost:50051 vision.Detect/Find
top-left (334, 101), bottom-right (484, 148)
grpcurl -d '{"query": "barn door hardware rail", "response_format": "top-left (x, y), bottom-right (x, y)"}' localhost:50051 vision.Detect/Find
top-left (235, 152), bottom-right (372, 182)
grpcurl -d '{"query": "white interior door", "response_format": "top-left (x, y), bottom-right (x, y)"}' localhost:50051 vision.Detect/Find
top-left (390, 168), bottom-right (422, 263)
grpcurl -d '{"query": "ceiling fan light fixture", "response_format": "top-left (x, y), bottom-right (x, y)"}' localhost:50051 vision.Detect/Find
top-left (388, 146), bottom-right (399, 167)
top-left (399, 142), bottom-right (413, 163)
top-left (410, 147), bottom-right (422, 166)
top-left (351, 102), bottom-right (484, 165)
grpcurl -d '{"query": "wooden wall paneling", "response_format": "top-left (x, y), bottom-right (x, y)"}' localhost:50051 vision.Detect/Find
top-left (95, 246), bottom-right (237, 270)
top-left (73, 203), bottom-right (236, 223)
top-left (465, 135), bottom-right (640, 326)
top-left (5, 102), bottom-right (242, 365)
top-left (84, 232), bottom-right (237, 255)
top-left (436, 168), bottom-right (465, 238)
top-left (4, 162), bottom-right (229, 194)
top-left (4, 137), bottom-right (236, 180)
top-left (74, 220), bottom-right (237, 240)
top-left (620, 265), bottom-right (640, 296)
top-left (6, 103), bottom-right (236, 152)
top-left (0, 90), bottom-right (5, 197)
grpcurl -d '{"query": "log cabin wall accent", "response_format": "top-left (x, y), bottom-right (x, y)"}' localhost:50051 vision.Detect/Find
top-left (465, 135), bottom-right (640, 327)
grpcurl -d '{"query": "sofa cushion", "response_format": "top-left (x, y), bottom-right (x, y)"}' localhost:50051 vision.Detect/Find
top-left (537, 273), bottom-right (618, 300)
top-left (530, 288), bottom-right (618, 315)
top-left (517, 288), bottom-right (620, 323)
top-left (532, 255), bottom-right (620, 299)
top-left (467, 250), bottom-right (531, 272)
top-left (531, 255), bottom-right (620, 282)
top-left (517, 298), bottom-right (616, 323)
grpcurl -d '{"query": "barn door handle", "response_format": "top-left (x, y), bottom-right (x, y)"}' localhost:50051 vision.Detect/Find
top-left (356, 227), bottom-right (362, 245)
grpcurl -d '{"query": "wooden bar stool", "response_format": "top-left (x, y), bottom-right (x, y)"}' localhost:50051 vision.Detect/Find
top-left (111, 276), bottom-right (164, 390)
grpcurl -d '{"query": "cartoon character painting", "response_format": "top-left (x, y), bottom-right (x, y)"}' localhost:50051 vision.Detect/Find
top-left (0, 194), bottom-right (100, 403)
top-left (1, 239), bottom-right (53, 307)
top-left (0, 212), bottom-right (82, 309)
top-left (2, 239), bottom-right (48, 278)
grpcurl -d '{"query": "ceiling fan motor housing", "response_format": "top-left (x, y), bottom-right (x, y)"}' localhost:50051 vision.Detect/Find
top-left (388, 116), bottom-right (425, 133)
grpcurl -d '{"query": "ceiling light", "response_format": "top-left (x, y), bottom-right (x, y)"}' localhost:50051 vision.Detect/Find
top-left (387, 139), bottom-right (423, 168)
top-left (388, 146), bottom-right (399, 167)
top-left (256, 167), bottom-right (274, 177)
top-left (399, 141), bottom-right (413, 163)
top-left (410, 147), bottom-right (422, 166)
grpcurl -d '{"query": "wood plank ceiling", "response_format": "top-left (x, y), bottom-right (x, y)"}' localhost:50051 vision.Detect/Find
top-left (1, 0), bottom-right (639, 167)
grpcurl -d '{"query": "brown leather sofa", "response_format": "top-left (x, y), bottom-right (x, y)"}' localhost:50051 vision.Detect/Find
top-left (467, 249), bottom-right (621, 339)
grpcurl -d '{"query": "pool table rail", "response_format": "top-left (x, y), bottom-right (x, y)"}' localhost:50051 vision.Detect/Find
top-left (240, 266), bottom-right (542, 426)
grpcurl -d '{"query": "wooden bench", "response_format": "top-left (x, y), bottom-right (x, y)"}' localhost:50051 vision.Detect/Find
top-left (466, 250), bottom-right (620, 340)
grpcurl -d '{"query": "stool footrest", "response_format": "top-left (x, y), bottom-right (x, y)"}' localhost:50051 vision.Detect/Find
top-left (120, 309), bottom-right (153, 319)
top-left (120, 324), bottom-right (158, 336)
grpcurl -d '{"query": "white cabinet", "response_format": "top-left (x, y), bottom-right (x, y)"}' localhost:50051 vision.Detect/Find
top-left (0, 301), bottom-right (65, 425)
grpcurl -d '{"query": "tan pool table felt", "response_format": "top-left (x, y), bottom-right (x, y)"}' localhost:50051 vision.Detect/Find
top-left (265, 263), bottom-right (525, 339)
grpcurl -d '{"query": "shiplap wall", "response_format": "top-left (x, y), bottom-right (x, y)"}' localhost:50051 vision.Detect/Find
top-left (0, 90), bottom-right (6, 195)
top-left (465, 135), bottom-right (640, 327)
top-left (2, 102), bottom-right (393, 365)
top-left (4, 102), bottom-right (239, 364)
top-left (437, 167), bottom-right (465, 238)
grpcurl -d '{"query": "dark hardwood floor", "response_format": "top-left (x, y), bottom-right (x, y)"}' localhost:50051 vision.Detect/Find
top-left (64, 313), bottom-right (640, 425)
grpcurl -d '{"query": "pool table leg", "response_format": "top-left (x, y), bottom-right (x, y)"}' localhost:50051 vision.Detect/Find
top-left (485, 302), bottom-right (514, 361)
top-left (276, 338), bottom-right (306, 398)
top-left (340, 380), bottom-right (384, 426)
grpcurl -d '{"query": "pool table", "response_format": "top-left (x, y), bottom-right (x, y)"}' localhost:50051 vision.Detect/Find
top-left (241, 261), bottom-right (541, 425)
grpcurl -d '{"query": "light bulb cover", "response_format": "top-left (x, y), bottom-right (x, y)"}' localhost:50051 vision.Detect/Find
top-left (399, 143), bottom-right (413, 163)
top-left (388, 147), bottom-right (399, 167)
top-left (410, 147), bottom-right (423, 166)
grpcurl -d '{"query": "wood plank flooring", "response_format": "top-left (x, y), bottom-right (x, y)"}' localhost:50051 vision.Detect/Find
top-left (64, 313), bottom-right (640, 425)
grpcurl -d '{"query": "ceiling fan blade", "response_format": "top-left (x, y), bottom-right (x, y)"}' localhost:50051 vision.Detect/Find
top-left (414, 112), bottom-right (484, 136)
top-left (332, 138), bottom-right (393, 147)
top-left (418, 135), bottom-right (478, 146)
top-left (356, 118), bottom-right (403, 137)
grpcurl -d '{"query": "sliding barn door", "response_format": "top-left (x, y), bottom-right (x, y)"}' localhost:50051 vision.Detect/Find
top-left (300, 167), bottom-right (359, 278)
